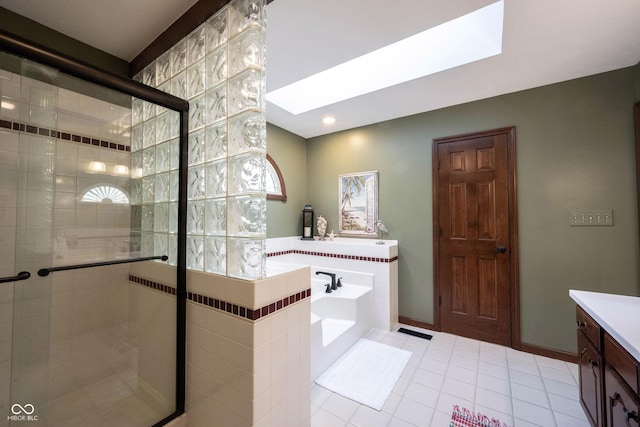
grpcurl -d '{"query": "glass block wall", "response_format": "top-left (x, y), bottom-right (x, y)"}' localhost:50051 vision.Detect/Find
top-left (132, 0), bottom-right (267, 280)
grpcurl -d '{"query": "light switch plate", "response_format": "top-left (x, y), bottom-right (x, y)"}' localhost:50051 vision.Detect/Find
top-left (568, 209), bottom-right (613, 226)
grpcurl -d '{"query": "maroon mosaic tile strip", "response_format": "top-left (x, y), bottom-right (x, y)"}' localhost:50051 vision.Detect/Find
top-left (0, 119), bottom-right (130, 152)
top-left (129, 274), bottom-right (176, 295)
top-left (267, 249), bottom-right (398, 264)
top-left (129, 273), bottom-right (311, 321)
top-left (188, 288), bottom-right (311, 321)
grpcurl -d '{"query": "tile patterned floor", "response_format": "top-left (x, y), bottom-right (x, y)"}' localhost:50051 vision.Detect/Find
top-left (311, 327), bottom-right (589, 427)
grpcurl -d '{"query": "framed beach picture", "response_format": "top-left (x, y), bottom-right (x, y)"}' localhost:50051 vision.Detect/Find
top-left (339, 171), bottom-right (378, 236)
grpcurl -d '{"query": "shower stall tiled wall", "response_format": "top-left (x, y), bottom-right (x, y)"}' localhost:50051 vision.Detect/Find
top-left (0, 54), bottom-right (178, 426)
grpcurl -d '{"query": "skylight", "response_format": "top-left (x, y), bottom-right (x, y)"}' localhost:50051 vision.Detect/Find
top-left (266, 0), bottom-right (504, 115)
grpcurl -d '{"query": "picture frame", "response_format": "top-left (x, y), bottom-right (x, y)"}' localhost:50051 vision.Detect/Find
top-left (338, 171), bottom-right (378, 236)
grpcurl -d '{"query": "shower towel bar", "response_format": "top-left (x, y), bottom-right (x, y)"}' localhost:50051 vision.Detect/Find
top-left (37, 255), bottom-right (168, 277)
top-left (0, 271), bottom-right (31, 284)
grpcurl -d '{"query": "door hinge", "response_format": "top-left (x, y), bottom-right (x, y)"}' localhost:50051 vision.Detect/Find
top-left (437, 160), bottom-right (441, 169)
top-left (439, 296), bottom-right (442, 306)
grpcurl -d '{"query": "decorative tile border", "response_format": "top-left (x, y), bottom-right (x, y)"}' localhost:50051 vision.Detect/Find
top-left (129, 274), bottom-right (176, 295)
top-left (0, 119), bottom-right (130, 152)
top-left (267, 249), bottom-right (398, 264)
top-left (129, 274), bottom-right (310, 321)
top-left (188, 288), bottom-right (311, 321)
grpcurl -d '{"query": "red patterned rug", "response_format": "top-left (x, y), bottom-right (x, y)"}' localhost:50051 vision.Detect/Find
top-left (450, 405), bottom-right (511, 427)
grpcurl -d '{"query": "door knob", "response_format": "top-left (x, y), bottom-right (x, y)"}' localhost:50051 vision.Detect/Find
top-left (497, 246), bottom-right (507, 253)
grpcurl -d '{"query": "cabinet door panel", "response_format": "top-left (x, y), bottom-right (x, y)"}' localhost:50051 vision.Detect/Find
top-left (605, 333), bottom-right (640, 395)
top-left (579, 330), bottom-right (604, 426)
top-left (577, 305), bottom-right (602, 351)
top-left (605, 365), bottom-right (640, 427)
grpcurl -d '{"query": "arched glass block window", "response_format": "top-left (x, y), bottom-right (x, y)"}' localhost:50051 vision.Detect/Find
top-left (266, 154), bottom-right (287, 202)
top-left (81, 184), bottom-right (130, 204)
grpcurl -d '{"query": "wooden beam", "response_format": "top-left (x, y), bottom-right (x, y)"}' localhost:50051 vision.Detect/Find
top-left (130, 0), bottom-right (276, 77)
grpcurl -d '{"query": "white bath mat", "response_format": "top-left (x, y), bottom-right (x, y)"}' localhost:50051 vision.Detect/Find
top-left (315, 338), bottom-right (412, 410)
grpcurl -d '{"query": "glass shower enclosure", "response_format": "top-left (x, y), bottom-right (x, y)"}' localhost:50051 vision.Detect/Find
top-left (0, 35), bottom-right (187, 427)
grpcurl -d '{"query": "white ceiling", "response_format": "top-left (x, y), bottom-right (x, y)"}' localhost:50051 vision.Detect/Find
top-left (267, 0), bottom-right (640, 138)
top-left (0, 0), bottom-right (200, 61)
top-left (2, 0), bottom-right (640, 139)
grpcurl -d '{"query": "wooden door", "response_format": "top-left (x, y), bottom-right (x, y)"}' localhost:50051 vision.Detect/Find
top-left (434, 128), bottom-right (517, 346)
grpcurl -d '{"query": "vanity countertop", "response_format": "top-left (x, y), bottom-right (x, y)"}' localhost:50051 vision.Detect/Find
top-left (569, 290), bottom-right (640, 362)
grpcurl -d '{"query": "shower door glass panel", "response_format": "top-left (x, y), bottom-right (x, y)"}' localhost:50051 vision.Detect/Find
top-left (0, 52), bottom-right (178, 427)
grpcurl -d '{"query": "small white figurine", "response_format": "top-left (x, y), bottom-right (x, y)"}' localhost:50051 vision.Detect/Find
top-left (376, 221), bottom-right (389, 244)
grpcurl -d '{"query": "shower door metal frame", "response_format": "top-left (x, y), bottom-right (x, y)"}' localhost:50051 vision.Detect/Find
top-left (0, 30), bottom-right (189, 426)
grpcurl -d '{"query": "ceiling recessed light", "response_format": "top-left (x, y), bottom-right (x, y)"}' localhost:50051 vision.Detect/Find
top-left (322, 116), bottom-right (336, 125)
top-left (267, 0), bottom-right (504, 115)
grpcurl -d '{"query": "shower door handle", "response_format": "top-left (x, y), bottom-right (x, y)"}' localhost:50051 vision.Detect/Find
top-left (0, 271), bottom-right (31, 284)
top-left (37, 255), bottom-right (168, 277)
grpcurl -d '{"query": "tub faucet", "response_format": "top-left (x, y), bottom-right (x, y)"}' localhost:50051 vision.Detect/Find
top-left (316, 271), bottom-right (337, 290)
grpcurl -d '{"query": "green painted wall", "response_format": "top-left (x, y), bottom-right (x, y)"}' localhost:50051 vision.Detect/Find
top-left (306, 119), bottom-right (436, 322)
top-left (0, 7), bottom-right (129, 77)
top-left (286, 67), bottom-right (639, 353)
top-left (266, 123), bottom-right (308, 238)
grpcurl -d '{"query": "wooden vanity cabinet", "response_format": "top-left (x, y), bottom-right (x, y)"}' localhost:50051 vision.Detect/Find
top-left (577, 306), bottom-right (604, 426)
top-left (604, 333), bottom-right (640, 427)
top-left (576, 305), bottom-right (640, 427)
top-left (578, 305), bottom-right (603, 352)
top-left (605, 365), bottom-right (639, 427)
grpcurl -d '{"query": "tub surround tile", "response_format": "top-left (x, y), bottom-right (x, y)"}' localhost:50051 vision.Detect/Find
top-left (186, 271), bottom-right (310, 427)
top-left (131, 267), bottom-right (311, 323)
top-left (178, 264), bottom-right (311, 426)
top-left (268, 249), bottom-right (398, 264)
top-left (187, 265), bottom-right (310, 309)
top-left (266, 236), bottom-right (398, 260)
top-left (267, 236), bottom-right (399, 332)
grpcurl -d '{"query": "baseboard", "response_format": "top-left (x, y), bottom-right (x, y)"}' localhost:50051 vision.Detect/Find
top-left (397, 316), bottom-right (578, 363)
top-left (398, 316), bottom-right (437, 332)
top-left (518, 342), bottom-right (578, 363)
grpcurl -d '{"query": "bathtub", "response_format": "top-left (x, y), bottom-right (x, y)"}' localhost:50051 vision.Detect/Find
top-left (266, 236), bottom-right (399, 332)
top-left (309, 267), bottom-right (375, 381)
